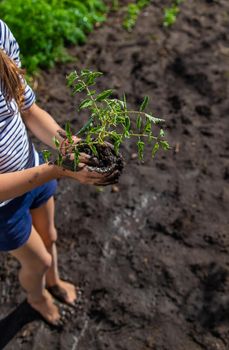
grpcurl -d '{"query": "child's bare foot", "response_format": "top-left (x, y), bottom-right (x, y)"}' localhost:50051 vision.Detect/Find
top-left (47, 279), bottom-right (77, 306)
top-left (28, 289), bottom-right (61, 325)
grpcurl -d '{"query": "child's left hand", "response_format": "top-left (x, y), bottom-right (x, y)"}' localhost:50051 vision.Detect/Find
top-left (57, 129), bottom-right (81, 156)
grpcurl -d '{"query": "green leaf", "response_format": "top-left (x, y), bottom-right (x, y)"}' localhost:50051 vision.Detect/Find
top-left (147, 132), bottom-right (153, 143)
top-left (123, 3), bottom-right (140, 31)
top-left (81, 71), bottom-right (103, 86)
top-left (137, 0), bottom-right (151, 9)
top-left (145, 114), bottom-right (164, 124)
top-left (123, 94), bottom-right (127, 112)
top-left (117, 116), bottom-right (126, 124)
top-left (72, 82), bottom-right (85, 94)
top-left (114, 140), bottom-right (121, 155)
top-left (42, 150), bottom-right (51, 163)
top-left (111, 132), bottom-right (121, 142)
top-left (79, 99), bottom-right (94, 109)
top-left (137, 140), bottom-right (145, 160)
top-left (123, 130), bottom-right (130, 138)
top-left (76, 116), bottom-right (94, 136)
top-left (80, 69), bottom-right (90, 76)
top-left (93, 72), bottom-right (103, 78)
top-left (125, 116), bottom-right (131, 131)
top-left (160, 140), bottom-right (170, 150)
top-left (53, 137), bottom-right (60, 149)
top-left (136, 115), bottom-right (142, 130)
top-left (144, 119), bottom-right (151, 133)
top-left (86, 134), bottom-right (92, 144)
top-left (85, 75), bottom-right (96, 86)
top-left (163, 5), bottom-right (180, 27)
top-left (95, 90), bottom-right (113, 102)
top-left (140, 96), bottom-right (149, 112)
top-left (65, 122), bottom-right (71, 136)
top-left (89, 144), bottom-right (98, 157)
top-left (67, 71), bottom-right (78, 87)
top-left (152, 142), bottom-right (160, 158)
top-left (65, 122), bottom-right (73, 144)
top-left (57, 154), bottom-right (63, 167)
top-left (74, 149), bottom-right (80, 171)
top-left (159, 129), bottom-right (165, 137)
top-left (115, 99), bottom-right (125, 109)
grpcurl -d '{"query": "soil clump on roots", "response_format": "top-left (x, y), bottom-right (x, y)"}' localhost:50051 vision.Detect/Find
top-left (63, 143), bottom-right (124, 175)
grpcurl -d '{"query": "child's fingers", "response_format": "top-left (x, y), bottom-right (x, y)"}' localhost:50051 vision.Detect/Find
top-left (78, 153), bottom-right (99, 166)
top-left (63, 153), bottom-right (99, 167)
top-left (104, 141), bottom-right (114, 150)
top-left (63, 162), bottom-right (86, 173)
top-left (94, 170), bottom-right (121, 185)
top-left (62, 159), bottom-right (121, 185)
top-left (60, 136), bottom-right (81, 155)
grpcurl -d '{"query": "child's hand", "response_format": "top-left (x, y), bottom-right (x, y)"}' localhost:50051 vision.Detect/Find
top-left (54, 134), bottom-right (122, 185)
top-left (60, 152), bottom-right (99, 170)
top-left (60, 135), bottom-right (81, 156)
top-left (68, 165), bottom-right (120, 186)
top-left (56, 159), bottom-right (120, 186)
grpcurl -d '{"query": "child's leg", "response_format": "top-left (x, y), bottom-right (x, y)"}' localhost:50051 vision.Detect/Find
top-left (10, 226), bottom-right (61, 324)
top-left (30, 196), bottom-right (76, 304)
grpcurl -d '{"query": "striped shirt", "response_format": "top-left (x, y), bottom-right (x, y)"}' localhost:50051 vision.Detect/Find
top-left (0, 19), bottom-right (39, 207)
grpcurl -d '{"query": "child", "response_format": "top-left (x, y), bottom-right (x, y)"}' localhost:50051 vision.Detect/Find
top-left (0, 19), bottom-right (119, 326)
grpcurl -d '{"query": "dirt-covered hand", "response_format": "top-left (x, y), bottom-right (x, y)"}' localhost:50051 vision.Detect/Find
top-left (57, 129), bottom-right (81, 156)
top-left (60, 152), bottom-right (100, 170)
top-left (58, 162), bottom-right (120, 186)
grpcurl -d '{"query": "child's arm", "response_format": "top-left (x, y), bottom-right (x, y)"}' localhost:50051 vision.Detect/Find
top-left (0, 163), bottom-right (58, 201)
top-left (22, 103), bottom-right (80, 148)
top-left (0, 161), bottom-right (120, 202)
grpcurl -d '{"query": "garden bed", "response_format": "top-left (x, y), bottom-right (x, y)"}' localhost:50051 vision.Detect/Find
top-left (0, 0), bottom-right (229, 349)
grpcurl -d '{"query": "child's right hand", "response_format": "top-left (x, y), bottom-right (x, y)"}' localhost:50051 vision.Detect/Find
top-left (55, 153), bottom-right (121, 186)
top-left (64, 163), bottom-right (120, 186)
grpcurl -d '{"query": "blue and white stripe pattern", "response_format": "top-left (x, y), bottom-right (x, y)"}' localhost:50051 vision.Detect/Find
top-left (0, 19), bottom-right (38, 206)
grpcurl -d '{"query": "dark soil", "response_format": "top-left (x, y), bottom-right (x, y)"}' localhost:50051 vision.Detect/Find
top-left (0, 0), bottom-right (229, 349)
top-left (62, 143), bottom-right (124, 175)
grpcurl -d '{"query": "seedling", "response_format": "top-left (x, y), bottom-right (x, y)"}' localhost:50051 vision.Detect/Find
top-left (123, 0), bottom-right (151, 31)
top-left (163, 0), bottom-right (183, 27)
top-left (43, 69), bottom-right (170, 172)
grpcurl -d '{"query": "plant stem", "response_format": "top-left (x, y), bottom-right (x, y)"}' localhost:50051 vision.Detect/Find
top-left (79, 79), bottom-right (100, 114)
top-left (116, 110), bottom-right (164, 121)
top-left (60, 132), bottom-right (158, 153)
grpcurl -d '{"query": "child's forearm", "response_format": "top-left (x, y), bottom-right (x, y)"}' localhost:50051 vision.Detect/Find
top-left (22, 103), bottom-right (80, 148)
top-left (0, 163), bottom-right (62, 201)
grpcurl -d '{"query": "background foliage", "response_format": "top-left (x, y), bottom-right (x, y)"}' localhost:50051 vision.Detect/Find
top-left (0, 0), bottom-right (181, 74)
top-left (0, 0), bottom-right (107, 73)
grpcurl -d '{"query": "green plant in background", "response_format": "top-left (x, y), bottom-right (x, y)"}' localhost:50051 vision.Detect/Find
top-left (123, 0), bottom-right (151, 31)
top-left (0, 0), bottom-right (107, 73)
top-left (111, 0), bottom-right (120, 11)
top-left (43, 69), bottom-right (170, 168)
top-left (163, 0), bottom-right (183, 27)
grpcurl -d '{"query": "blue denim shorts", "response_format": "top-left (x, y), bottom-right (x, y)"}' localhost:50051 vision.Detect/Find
top-left (0, 154), bottom-right (57, 251)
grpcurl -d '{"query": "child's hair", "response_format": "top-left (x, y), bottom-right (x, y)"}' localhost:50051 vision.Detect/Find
top-left (0, 49), bottom-right (25, 110)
